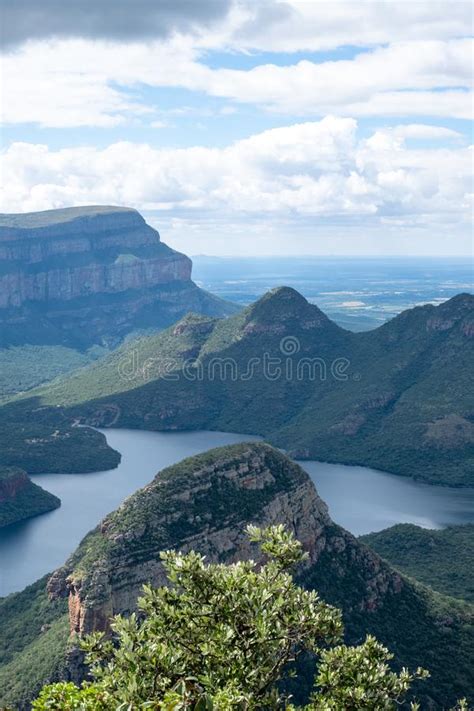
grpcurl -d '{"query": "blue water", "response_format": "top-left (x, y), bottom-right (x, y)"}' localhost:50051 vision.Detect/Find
top-left (192, 256), bottom-right (473, 330)
top-left (1, 428), bottom-right (473, 597)
top-left (0, 430), bottom-right (260, 597)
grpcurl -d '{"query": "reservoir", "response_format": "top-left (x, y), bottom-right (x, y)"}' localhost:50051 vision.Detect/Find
top-left (1, 428), bottom-right (473, 596)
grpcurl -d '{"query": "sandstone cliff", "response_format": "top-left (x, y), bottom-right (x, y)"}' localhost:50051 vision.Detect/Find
top-left (48, 443), bottom-right (390, 636)
top-left (47, 443), bottom-right (402, 639)
top-left (0, 206), bottom-right (234, 348)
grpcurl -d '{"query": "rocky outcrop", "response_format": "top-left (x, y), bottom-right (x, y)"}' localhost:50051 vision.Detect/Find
top-left (0, 466), bottom-right (29, 502)
top-left (0, 466), bottom-right (60, 528)
top-left (47, 443), bottom-right (403, 639)
top-left (0, 206), bottom-right (234, 348)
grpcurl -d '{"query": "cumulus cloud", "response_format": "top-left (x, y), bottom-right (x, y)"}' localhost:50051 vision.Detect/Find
top-left (2, 37), bottom-right (472, 127)
top-left (1, 118), bottom-right (470, 238)
top-left (1, 37), bottom-right (196, 127)
top-left (201, 39), bottom-right (473, 117)
top-left (0, 0), bottom-right (232, 49)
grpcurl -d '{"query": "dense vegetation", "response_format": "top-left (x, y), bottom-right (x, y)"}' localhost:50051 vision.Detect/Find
top-left (298, 530), bottom-right (474, 708)
top-left (32, 526), bottom-right (432, 710)
top-left (4, 288), bottom-right (472, 486)
top-left (0, 399), bottom-right (120, 474)
top-left (0, 398), bottom-right (119, 524)
top-left (361, 524), bottom-right (474, 602)
top-left (0, 345), bottom-right (103, 400)
top-left (0, 576), bottom-right (69, 707)
top-left (0, 466), bottom-right (60, 528)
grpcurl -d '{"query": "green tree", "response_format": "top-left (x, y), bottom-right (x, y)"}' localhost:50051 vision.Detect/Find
top-left (33, 525), bottom-right (429, 710)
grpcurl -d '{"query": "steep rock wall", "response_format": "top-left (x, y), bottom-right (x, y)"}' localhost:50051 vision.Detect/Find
top-left (0, 206), bottom-right (231, 347)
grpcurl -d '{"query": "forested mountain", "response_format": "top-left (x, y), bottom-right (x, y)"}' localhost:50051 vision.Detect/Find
top-left (361, 523), bottom-right (474, 602)
top-left (1, 287), bottom-right (472, 527)
top-left (10, 287), bottom-right (472, 485)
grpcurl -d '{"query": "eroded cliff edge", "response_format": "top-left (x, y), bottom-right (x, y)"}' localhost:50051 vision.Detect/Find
top-left (47, 441), bottom-right (402, 638)
top-left (0, 205), bottom-right (234, 348)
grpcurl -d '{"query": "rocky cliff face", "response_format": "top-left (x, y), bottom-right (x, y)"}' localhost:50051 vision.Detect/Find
top-left (0, 467), bottom-right (29, 502)
top-left (0, 206), bottom-right (233, 348)
top-left (47, 443), bottom-right (402, 639)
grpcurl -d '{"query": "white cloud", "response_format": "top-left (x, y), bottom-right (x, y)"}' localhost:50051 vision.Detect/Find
top-left (2, 118), bottom-right (471, 248)
top-left (1, 35), bottom-right (472, 127)
top-left (201, 40), bottom-right (473, 117)
top-left (218, 0), bottom-right (473, 52)
top-left (0, 37), bottom-right (194, 127)
top-left (1, 2), bottom-right (470, 256)
top-left (392, 124), bottom-right (462, 140)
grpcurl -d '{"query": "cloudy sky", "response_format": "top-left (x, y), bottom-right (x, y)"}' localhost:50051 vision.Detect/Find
top-left (1, 0), bottom-right (472, 256)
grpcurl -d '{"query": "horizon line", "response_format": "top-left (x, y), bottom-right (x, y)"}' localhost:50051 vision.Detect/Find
top-left (191, 253), bottom-right (473, 259)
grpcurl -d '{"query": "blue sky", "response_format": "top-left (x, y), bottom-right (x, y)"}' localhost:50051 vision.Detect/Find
top-left (1, 0), bottom-right (473, 257)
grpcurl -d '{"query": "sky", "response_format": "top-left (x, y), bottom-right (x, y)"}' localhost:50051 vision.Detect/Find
top-left (0, 0), bottom-right (473, 257)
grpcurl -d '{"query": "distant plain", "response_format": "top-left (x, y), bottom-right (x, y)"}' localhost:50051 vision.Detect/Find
top-left (193, 256), bottom-right (473, 330)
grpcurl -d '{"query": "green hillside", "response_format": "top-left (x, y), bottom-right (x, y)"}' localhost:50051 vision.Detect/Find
top-left (0, 467), bottom-right (60, 528)
top-left (361, 524), bottom-right (474, 602)
top-left (0, 345), bottom-right (104, 401)
top-left (0, 576), bottom-right (69, 708)
top-left (4, 288), bottom-right (472, 486)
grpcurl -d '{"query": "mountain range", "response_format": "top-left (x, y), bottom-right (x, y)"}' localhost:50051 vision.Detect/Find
top-left (0, 442), bottom-right (472, 709)
top-left (0, 207), bottom-right (473, 709)
top-left (1, 284), bottom-right (472, 529)
top-left (5, 284), bottom-right (473, 449)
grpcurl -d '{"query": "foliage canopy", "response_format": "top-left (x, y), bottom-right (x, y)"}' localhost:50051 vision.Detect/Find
top-left (31, 525), bottom-right (438, 710)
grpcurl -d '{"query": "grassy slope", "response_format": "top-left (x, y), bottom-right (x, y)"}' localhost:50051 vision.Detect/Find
top-left (361, 524), bottom-right (474, 603)
top-left (24, 312), bottom-right (219, 406)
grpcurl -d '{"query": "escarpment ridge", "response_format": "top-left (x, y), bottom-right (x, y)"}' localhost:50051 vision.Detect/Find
top-left (0, 205), bottom-right (235, 348)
